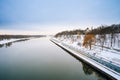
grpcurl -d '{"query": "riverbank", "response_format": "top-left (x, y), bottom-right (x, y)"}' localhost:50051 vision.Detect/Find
top-left (50, 37), bottom-right (120, 80)
top-left (0, 38), bottom-right (31, 45)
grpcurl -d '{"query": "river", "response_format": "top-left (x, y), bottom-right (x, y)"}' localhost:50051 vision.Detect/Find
top-left (0, 37), bottom-right (109, 80)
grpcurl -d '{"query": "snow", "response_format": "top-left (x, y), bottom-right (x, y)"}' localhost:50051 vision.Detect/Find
top-left (54, 34), bottom-right (120, 66)
top-left (51, 35), bottom-right (120, 80)
top-left (0, 38), bottom-right (32, 44)
top-left (52, 36), bottom-right (120, 66)
top-left (0, 39), bottom-right (20, 44)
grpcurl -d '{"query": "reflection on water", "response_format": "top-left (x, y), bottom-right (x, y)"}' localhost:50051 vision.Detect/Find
top-left (82, 63), bottom-right (93, 75)
top-left (0, 44), bottom-right (4, 48)
top-left (82, 62), bottom-right (107, 80)
top-left (0, 39), bottom-right (29, 48)
top-left (0, 37), bottom-right (109, 80)
top-left (61, 48), bottom-right (109, 80)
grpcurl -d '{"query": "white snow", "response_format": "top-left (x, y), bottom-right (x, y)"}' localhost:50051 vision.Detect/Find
top-left (0, 39), bottom-right (20, 44)
top-left (51, 38), bottom-right (120, 80)
top-left (0, 38), bottom-right (32, 44)
top-left (54, 34), bottom-right (120, 66)
top-left (51, 34), bottom-right (120, 80)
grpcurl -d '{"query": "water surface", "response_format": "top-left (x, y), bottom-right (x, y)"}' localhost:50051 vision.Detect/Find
top-left (0, 37), bottom-right (109, 80)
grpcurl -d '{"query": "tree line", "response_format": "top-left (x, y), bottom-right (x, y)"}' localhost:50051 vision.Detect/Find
top-left (55, 24), bottom-right (120, 37)
top-left (88, 24), bottom-right (120, 34)
top-left (0, 35), bottom-right (46, 41)
top-left (55, 29), bottom-right (85, 38)
top-left (55, 24), bottom-right (120, 50)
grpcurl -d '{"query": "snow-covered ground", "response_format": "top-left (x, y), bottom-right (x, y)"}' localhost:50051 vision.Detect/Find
top-left (53, 34), bottom-right (120, 74)
top-left (56, 34), bottom-right (120, 64)
top-left (51, 37), bottom-right (120, 80)
top-left (0, 39), bottom-right (21, 44)
top-left (0, 37), bottom-right (33, 45)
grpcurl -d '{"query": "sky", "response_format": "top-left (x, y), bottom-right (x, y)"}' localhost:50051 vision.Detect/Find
top-left (0, 0), bottom-right (120, 35)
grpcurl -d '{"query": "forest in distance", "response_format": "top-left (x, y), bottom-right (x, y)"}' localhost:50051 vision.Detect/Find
top-left (55, 24), bottom-right (120, 50)
top-left (0, 35), bottom-right (46, 41)
top-left (55, 24), bottom-right (120, 36)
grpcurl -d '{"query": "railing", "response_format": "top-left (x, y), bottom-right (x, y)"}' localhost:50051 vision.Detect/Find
top-left (61, 42), bottom-right (120, 74)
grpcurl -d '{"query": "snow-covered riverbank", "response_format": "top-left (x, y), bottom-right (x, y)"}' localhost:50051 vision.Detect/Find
top-left (0, 37), bottom-right (34, 45)
top-left (56, 34), bottom-right (120, 65)
top-left (51, 37), bottom-right (120, 80)
top-left (0, 39), bottom-right (21, 44)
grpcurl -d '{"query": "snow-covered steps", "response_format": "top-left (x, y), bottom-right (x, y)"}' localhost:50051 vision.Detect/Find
top-left (50, 38), bottom-right (120, 80)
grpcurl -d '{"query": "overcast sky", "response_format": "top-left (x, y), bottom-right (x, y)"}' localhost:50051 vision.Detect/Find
top-left (0, 0), bottom-right (120, 35)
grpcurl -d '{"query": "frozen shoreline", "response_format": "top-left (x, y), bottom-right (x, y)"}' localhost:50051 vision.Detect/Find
top-left (0, 38), bottom-right (33, 45)
top-left (0, 39), bottom-right (21, 44)
top-left (51, 37), bottom-right (120, 80)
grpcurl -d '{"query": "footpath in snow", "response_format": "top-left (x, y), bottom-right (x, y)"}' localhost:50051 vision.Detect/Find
top-left (51, 37), bottom-right (120, 80)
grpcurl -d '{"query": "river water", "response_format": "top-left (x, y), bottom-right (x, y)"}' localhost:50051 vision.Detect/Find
top-left (0, 37), bottom-right (109, 80)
